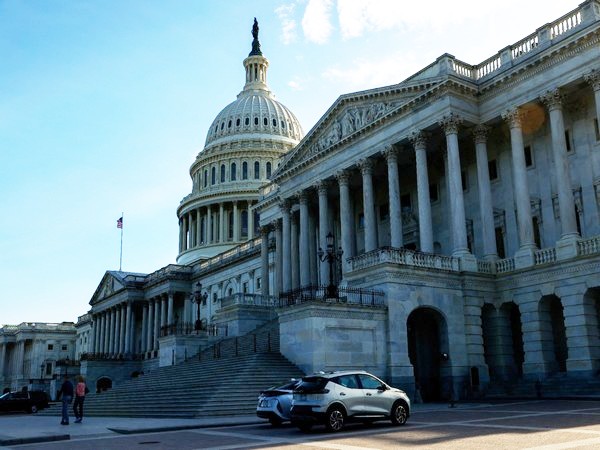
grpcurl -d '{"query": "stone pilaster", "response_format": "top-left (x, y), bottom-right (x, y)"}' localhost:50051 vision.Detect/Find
top-left (167, 292), bottom-right (174, 326)
top-left (584, 69), bottom-right (600, 126)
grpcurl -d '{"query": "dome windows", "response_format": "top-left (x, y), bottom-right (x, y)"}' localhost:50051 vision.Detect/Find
top-left (263, 117), bottom-right (268, 126)
top-left (254, 117), bottom-right (259, 125)
top-left (266, 161), bottom-right (272, 178)
top-left (231, 162), bottom-right (237, 181)
top-left (281, 121), bottom-right (285, 128)
top-left (211, 167), bottom-right (216, 185)
top-left (245, 117), bottom-right (250, 126)
top-left (236, 118), bottom-right (240, 127)
top-left (204, 169), bottom-right (208, 188)
top-left (220, 122), bottom-right (224, 130)
top-left (272, 118), bottom-right (277, 127)
top-left (228, 120), bottom-right (232, 128)
top-left (254, 161), bottom-right (260, 179)
top-left (220, 164), bottom-right (226, 183)
top-left (242, 162), bottom-right (248, 180)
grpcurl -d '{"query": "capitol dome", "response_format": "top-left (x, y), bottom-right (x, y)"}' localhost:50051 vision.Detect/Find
top-left (176, 19), bottom-right (304, 265)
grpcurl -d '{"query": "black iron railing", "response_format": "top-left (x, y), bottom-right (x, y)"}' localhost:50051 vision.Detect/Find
top-left (160, 322), bottom-right (228, 338)
top-left (278, 285), bottom-right (385, 307)
top-left (80, 352), bottom-right (143, 361)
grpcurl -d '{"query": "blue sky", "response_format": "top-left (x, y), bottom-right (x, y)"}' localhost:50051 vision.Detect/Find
top-left (0, 0), bottom-right (574, 326)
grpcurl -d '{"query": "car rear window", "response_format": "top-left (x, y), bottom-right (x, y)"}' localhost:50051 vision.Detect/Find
top-left (295, 376), bottom-right (328, 393)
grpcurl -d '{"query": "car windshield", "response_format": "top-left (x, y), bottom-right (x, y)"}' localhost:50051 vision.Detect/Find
top-left (0, 392), bottom-right (10, 400)
top-left (295, 376), bottom-right (328, 393)
top-left (274, 381), bottom-right (299, 391)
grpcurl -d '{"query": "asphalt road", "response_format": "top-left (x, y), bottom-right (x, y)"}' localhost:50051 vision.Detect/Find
top-left (7, 399), bottom-right (600, 449)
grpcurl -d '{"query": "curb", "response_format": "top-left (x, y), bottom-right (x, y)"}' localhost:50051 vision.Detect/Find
top-left (108, 418), bottom-right (263, 435)
top-left (0, 434), bottom-right (70, 446)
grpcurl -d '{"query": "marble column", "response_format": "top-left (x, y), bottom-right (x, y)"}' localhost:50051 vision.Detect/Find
top-left (160, 296), bottom-right (167, 328)
top-left (0, 344), bottom-right (6, 377)
top-left (358, 159), bottom-right (378, 252)
top-left (196, 209), bottom-right (202, 246)
top-left (540, 89), bottom-right (579, 240)
top-left (219, 203), bottom-right (225, 243)
top-left (280, 200), bottom-right (292, 292)
top-left (291, 212), bottom-right (299, 289)
top-left (99, 311), bottom-right (106, 354)
top-left (124, 302), bottom-right (132, 354)
top-left (308, 214), bottom-right (318, 286)
top-left (110, 308), bottom-right (117, 355)
top-left (473, 125), bottom-right (498, 260)
top-left (153, 299), bottom-right (161, 351)
top-left (298, 191), bottom-right (311, 287)
top-left (584, 69), bottom-right (600, 125)
top-left (188, 212), bottom-right (194, 247)
top-left (167, 292), bottom-right (174, 326)
top-left (440, 113), bottom-right (470, 256)
top-left (179, 219), bottom-right (183, 253)
top-left (233, 201), bottom-right (239, 241)
top-left (141, 304), bottom-right (148, 353)
top-left (182, 215), bottom-right (188, 251)
top-left (274, 221), bottom-right (283, 296)
top-left (114, 307), bottom-right (121, 355)
top-left (502, 107), bottom-right (536, 252)
top-left (93, 315), bottom-right (100, 353)
top-left (248, 201), bottom-right (254, 239)
top-left (260, 226), bottom-right (270, 297)
top-left (317, 181), bottom-right (330, 283)
top-left (206, 205), bottom-right (212, 244)
top-left (410, 131), bottom-right (433, 252)
top-left (336, 170), bottom-right (353, 276)
top-left (382, 145), bottom-right (403, 249)
top-left (119, 305), bottom-right (126, 354)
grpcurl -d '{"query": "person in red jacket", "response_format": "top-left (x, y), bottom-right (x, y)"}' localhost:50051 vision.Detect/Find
top-left (73, 375), bottom-right (89, 423)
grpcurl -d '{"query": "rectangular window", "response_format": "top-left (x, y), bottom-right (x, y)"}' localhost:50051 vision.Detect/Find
top-left (45, 363), bottom-right (52, 376)
top-left (488, 159), bottom-right (498, 181)
top-left (524, 145), bottom-right (534, 167)
top-left (243, 282), bottom-right (248, 294)
top-left (379, 203), bottom-right (389, 221)
top-left (429, 184), bottom-right (439, 202)
top-left (495, 227), bottom-right (505, 259)
top-left (400, 193), bottom-right (411, 211)
top-left (256, 277), bottom-right (261, 289)
top-left (61, 345), bottom-right (68, 351)
top-left (47, 344), bottom-right (53, 351)
top-left (565, 129), bottom-right (572, 152)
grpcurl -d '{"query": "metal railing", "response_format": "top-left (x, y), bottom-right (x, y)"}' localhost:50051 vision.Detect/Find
top-left (160, 322), bottom-right (227, 338)
top-left (278, 285), bottom-right (385, 308)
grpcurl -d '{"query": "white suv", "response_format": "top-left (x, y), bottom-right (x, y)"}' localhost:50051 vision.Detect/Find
top-left (290, 370), bottom-right (410, 432)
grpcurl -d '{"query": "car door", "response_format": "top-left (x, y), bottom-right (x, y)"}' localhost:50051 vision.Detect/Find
top-left (331, 375), bottom-right (363, 416)
top-left (357, 374), bottom-right (391, 415)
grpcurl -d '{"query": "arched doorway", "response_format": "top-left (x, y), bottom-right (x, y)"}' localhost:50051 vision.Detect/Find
top-left (96, 377), bottom-right (112, 393)
top-left (407, 307), bottom-right (448, 402)
top-left (539, 295), bottom-right (568, 373)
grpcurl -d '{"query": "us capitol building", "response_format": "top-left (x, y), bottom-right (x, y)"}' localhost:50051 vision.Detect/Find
top-left (2, 2), bottom-right (600, 402)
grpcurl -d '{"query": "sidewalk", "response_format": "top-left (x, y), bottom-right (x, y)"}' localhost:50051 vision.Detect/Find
top-left (0, 403), bottom-right (482, 447)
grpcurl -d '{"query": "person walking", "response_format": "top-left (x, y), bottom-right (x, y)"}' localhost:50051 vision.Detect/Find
top-left (73, 375), bottom-right (88, 423)
top-left (58, 375), bottom-right (74, 425)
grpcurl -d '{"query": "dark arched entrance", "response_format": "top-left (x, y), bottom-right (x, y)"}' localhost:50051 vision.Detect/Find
top-left (539, 295), bottom-right (568, 373)
top-left (407, 307), bottom-right (447, 402)
top-left (96, 377), bottom-right (112, 393)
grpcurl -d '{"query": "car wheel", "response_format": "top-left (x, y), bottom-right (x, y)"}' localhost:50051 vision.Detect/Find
top-left (326, 406), bottom-right (346, 432)
top-left (297, 423), bottom-right (312, 432)
top-left (269, 417), bottom-right (283, 427)
top-left (390, 402), bottom-right (408, 425)
top-left (29, 405), bottom-right (38, 414)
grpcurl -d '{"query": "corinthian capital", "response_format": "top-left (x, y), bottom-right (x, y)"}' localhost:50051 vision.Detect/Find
top-left (540, 88), bottom-right (563, 111)
top-left (357, 158), bottom-right (374, 175)
top-left (278, 198), bottom-right (290, 213)
top-left (472, 124), bottom-right (490, 144)
top-left (439, 112), bottom-right (463, 135)
top-left (335, 169), bottom-right (351, 186)
top-left (295, 190), bottom-right (309, 205)
top-left (584, 69), bottom-right (600, 91)
top-left (315, 180), bottom-right (330, 196)
top-left (381, 144), bottom-right (399, 163)
top-left (408, 130), bottom-right (428, 150)
top-left (502, 107), bottom-right (525, 129)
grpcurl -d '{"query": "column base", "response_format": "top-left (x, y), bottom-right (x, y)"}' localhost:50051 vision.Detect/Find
top-left (456, 253), bottom-right (478, 272)
top-left (514, 245), bottom-right (536, 269)
top-left (556, 233), bottom-right (580, 261)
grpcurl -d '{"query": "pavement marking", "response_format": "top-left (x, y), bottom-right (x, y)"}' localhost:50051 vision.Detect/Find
top-left (523, 436), bottom-right (600, 450)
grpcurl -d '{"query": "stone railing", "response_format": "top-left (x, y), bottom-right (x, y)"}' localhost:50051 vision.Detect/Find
top-left (145, 264), bottom-right (192, 285)
top-left (577, 235), bottom-right (600, 256)
top-left (220, 293), bottom-right (278, 308)
top-left (278, 285), bottom-right (385, 308)
top-left (535, 247), bottom-right (557, 265)
top-left (445, 1), bottom-right (596, 81)
top-left (198, 237), bottom-right (262, 271)
top-left (350, 247), bottom-right (459, 272)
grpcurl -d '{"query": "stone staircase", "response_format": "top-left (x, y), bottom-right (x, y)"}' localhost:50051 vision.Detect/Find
top-left (485, 373), bottom-right (600, 399)
top-left (39, 320), bottom-right (305, 418)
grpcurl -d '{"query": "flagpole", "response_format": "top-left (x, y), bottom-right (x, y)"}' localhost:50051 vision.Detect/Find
top-left (119, 212), bottom-right (123, 272)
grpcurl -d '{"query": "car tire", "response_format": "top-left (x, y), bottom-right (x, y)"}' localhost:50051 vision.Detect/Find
top-left (269, 417), bottom-right (283, 427)
top-left (390, 401), bottom-right (408, 426)
top-left (29, 405), bottom-right (38, 414)
top-left (326, 406), bottom-right (346, 432)
top-left (297, 423), bottom-right (312, 432)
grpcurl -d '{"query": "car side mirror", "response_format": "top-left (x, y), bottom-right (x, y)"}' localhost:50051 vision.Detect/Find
top-left (378, 384), bottom-right (388, 391)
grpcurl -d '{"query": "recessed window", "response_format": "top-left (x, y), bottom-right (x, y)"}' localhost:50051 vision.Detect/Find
top-left (524, 145), bottom-right (534, 167)
top-left (61, 345), bottom-right (68, 351)
top-left (220, 122), bottom-right (224, 130)
top-left (495, 227), bottom-right (505, 258)
top-left (281, 121), bottom-right (285, 128)
top-left (214, 124), bottom-right (218, 133)
top-left (228, 120), bottom-right (232, 128)
top-left (266, 162), bottom-right (272, 178)
top-left (400, 193), bottom-right (412, 212)
top-left (565, 129), bottom-right (572, 152)
top-left (241, 210), bottom-right (248, 236)
top-left (488, 159), bottom-right (498, 181)
top-left (211, 167), bottom-right (216, 185)
top-left (429, 183), bottom-right (439, 202)
top-left (231, 162), bottom-right (237, 181)
top-left (204, 169), bottom-right (208, 187)
top-left (254, 117), bottom-right (259, 125)
top-left (263, 117), bottom-right (268, 126)
top-left (254, 161), bottom-right (260, 179)
top-left (47, 344), bottom-right (54, 351)
top-left (256, 277), bottom-right (261, 289)
top-left (272, 118), bottom-right (277, 127)
top-left (242, 162), bottom-right (248, 180)
top-left (45, 363), bottom-right (52, 375)
top-left (212, 293), bottom-right (218, 303)
top-left (243, 282), bottom-right (249, 293)
top-left (236, 118), bottom-right (240, 127)
top-left (220, 164), bottom-right (225, 183)
top-left (245, 117), bottom-right (250, 126)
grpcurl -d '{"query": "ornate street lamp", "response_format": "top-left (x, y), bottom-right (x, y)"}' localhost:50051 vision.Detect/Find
top-left (318, 232), bottom-right (343, 299)
top-left (191, 282), bottom-right (208, 332)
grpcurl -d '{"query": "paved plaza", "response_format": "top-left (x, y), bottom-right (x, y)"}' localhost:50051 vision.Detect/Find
top-left (2, 400), bottom-right (600, 449)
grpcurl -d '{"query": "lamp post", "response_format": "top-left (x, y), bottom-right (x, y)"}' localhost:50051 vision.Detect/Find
top-left (318, 232), bottom-right (343, 299)
top-left (191, 282), bottom-right (208, 332)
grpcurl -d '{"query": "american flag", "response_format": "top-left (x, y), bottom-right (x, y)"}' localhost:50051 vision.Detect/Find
top-left (117, 217), bottom-right (123, 229)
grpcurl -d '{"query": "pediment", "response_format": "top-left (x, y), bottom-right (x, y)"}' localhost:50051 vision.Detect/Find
top-left (90, 272), bottom-right (125, 305)
top-left (275, 78), bottom-right (441, 177)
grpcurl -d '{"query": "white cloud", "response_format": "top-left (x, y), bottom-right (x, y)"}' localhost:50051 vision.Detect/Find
top-left (302, 0), bottom-right (335, 44)
top-left (287, 79), bottom-right (303, 90)
top-left (275, 3), bottom-right (298, 45)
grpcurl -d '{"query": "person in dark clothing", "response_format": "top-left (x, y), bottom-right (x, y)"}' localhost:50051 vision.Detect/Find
top-left (58, 375), bottom-right (74, 425)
